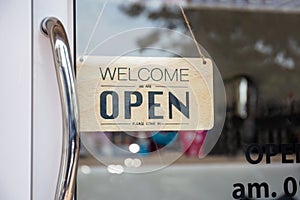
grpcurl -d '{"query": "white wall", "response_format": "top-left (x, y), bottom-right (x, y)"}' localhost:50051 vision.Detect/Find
top-left (0, 1), bottom-right (32, 200)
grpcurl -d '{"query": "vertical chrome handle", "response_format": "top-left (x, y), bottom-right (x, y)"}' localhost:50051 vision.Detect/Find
top-left (41, 17), bottom-right (80, 200)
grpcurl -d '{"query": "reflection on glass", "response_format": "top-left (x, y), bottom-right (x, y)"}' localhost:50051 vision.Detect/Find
top-left (238, 77), bottom-right (248, 119)
top-left (80, 165), bottom-right (91, 175)
top-left (77, 1), bottom-right (300, 199)
top-left (129, 143), bottom-right (140, 154)
top-left (77, 0), bottom-right (300, 162)
top-left (107, 165), bottom-right (124, 174)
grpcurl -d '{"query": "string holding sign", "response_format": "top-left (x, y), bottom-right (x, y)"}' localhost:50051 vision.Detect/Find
top-left (178, 0), bottom-right (207, 64)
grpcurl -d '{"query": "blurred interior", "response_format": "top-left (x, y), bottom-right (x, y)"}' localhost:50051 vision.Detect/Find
top-left (76, 1), bottom-right (300, 199)
top-left (77, 0), bottom-right (300, 166)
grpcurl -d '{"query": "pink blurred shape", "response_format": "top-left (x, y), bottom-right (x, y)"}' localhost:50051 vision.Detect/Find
top-left (179, 130), bottom-right (207, 157)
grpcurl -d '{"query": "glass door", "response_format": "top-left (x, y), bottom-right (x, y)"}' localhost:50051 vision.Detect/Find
top-left (76, 1), bottom-right (300, 199)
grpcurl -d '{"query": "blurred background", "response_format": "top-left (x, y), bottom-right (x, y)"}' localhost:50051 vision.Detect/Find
top-left (76, 1), bottom-right (300, 199)
top-left (77, 0), bottom-right (300, 161)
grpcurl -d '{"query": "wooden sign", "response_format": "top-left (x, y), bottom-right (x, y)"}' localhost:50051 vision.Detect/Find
top-left (77, 56), bottom-right (214, 132)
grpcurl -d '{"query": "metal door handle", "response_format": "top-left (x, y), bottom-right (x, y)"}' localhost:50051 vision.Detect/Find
top-left (41, 17), bottom-right (80, 200)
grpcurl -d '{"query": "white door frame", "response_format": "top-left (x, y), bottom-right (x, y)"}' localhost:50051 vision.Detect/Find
top-left (0, 0), bottom-right (74, 199)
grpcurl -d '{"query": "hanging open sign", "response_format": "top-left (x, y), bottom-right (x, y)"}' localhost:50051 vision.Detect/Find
top-left (77, 56), bottom-right (214, 132)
